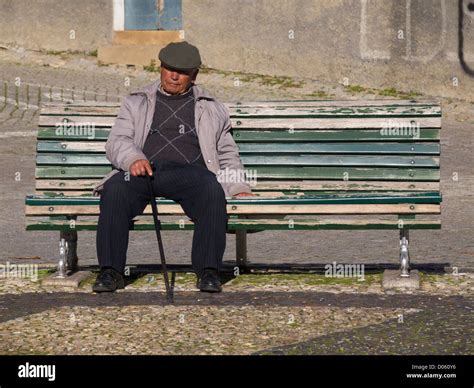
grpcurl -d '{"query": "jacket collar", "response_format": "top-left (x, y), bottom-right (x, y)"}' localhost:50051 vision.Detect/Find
top-left (130, 79), bottom-right (215, 102)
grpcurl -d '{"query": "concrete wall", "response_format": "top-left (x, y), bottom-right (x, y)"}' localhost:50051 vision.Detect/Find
top-left (1, 0), bottom-right (474, 100)
top-left (184, 0), bottom-right (474, 100)
top-left (0, 0), bottom-right (113, 51)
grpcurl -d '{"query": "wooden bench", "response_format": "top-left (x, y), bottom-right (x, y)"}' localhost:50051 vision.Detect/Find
top-left (25, 99), bottom-right (442, 278)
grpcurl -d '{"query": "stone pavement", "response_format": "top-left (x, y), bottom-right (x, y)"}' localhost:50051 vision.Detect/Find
top-left (0, 47), bottom-right (472, 356)
top-left (258, 293), bottom-right (473, 355)
top-left (0, 271), bottom-right (472, 355)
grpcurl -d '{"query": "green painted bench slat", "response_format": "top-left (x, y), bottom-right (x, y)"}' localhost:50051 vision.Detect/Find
top-left (39, 116), bottom-right (441, 128)
top-left (229, 105), bottom-right (441, 117)
top-left (247, 166), bottom-right (439, 180)
top-left (37, 141), bottom-right (440, 155)
top-left (25, 192), bottom-right (442, 206)
top-left (34, 179), bottom-right (440, 192)
top-left (233, 129), bottom-right (440, 142)
top-left (35, 166), bottom-right (440, 180)
top-left (243, 155), bottom-right (439, 167)
top-left (36, 166), bottom-right (113, 178)
top-left (230, 117), bottom-right (440, 129)
top-left (37, 127), bottom-right (441, 142)
top-left (36, 153), bottom-right (440, 168)
top-left (25, 204), bottom-right (441, 216)
top-left (238, 143), bottom-right (440, 154)
top-left (38, 128), bottom-right (110, 140)
top-left (226, 100), bottom-right (439, 107)
top-left (41, 98), bottom-right (436, 107)
top-left (41, 103), bottom-right (441, 117)
top-left (33, 190), bottom-right (438, 198)
top-left (26, 218), bottom-right (441, 231)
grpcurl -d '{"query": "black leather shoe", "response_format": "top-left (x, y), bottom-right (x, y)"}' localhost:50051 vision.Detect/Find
top-left (196, 269), bottom-right (222, 293)
top-left (92, 268), bottom-right (125, 293)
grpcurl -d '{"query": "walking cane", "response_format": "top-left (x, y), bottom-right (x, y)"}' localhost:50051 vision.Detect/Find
top-left (146, 161), bottom-right (174, 303)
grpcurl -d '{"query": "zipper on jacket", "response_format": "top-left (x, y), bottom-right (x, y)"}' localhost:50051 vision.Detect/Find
top-left (135, 92), bottom-right (151, 144)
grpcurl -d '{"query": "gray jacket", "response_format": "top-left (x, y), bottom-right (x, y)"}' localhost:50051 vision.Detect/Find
top-left (92, 79), bottom-right (252, 197)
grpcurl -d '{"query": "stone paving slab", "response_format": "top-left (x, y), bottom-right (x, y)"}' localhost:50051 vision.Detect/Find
top-left (257, 299), bottom-right (473, 355)
top-left (0, 303), bottom-right (408, 355)
top-left (0, 289), bottom-right (471, 355)
top-left (0, 272), bottom-right (472, 355)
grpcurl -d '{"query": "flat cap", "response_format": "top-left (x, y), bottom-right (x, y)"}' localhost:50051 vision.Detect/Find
top-left (159, 41), bottom-right (202, 71)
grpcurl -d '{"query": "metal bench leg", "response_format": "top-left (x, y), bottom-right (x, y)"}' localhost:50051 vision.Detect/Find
top-left (60, 230), bottom-right (79, 272)
top-left (399, 229), bottom-right (410, 278)
top-left (236, 229), bottom-right (248, 269)
top-left (57, 238), bottom-right (68, 278)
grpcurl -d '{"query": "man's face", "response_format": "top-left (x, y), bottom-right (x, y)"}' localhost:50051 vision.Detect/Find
top-left (160, 63), bottom-right (198, 95)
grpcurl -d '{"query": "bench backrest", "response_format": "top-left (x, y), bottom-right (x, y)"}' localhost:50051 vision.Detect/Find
top-left (35, 99), bottom-right (441, 197)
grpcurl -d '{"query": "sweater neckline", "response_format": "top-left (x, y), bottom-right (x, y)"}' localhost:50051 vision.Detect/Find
top-left (157, 85), bottom-right (194, 100)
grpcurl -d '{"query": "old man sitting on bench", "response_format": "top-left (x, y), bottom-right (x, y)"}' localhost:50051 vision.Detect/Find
top-left (92, 41), bottom-right (256, 293)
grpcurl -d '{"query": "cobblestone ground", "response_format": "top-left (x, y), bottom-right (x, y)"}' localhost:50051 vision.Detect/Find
top-left (0, 48), bottom-right (472, 355)
top-left (0, 270), bottom-right (472, 355)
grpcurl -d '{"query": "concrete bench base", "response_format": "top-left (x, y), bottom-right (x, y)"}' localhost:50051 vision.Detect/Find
top-left (42, 270), bottom-right (94, 288)
top-left (382, 269), bottom-right (420, 291)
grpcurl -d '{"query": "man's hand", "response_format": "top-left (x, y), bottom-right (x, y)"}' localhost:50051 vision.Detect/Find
top-left (130, 159), bottom-right (153, 176)
top-left (233, 192), bottom-right (258, 198)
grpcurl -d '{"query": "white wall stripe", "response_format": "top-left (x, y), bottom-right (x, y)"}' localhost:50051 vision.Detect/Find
top-left (113, 0), bottom-right (125, 31)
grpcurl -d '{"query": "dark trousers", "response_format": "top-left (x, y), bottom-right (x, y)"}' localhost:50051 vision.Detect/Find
top-left (96, 161), bottom-right (228, 276)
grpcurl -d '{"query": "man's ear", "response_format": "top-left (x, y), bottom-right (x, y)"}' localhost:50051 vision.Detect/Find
top-left (192, 69), bottom-right (199, 81)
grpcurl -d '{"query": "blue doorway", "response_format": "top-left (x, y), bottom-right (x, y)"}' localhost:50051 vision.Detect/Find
top-left (124, 0), bottom-right (182, 30)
